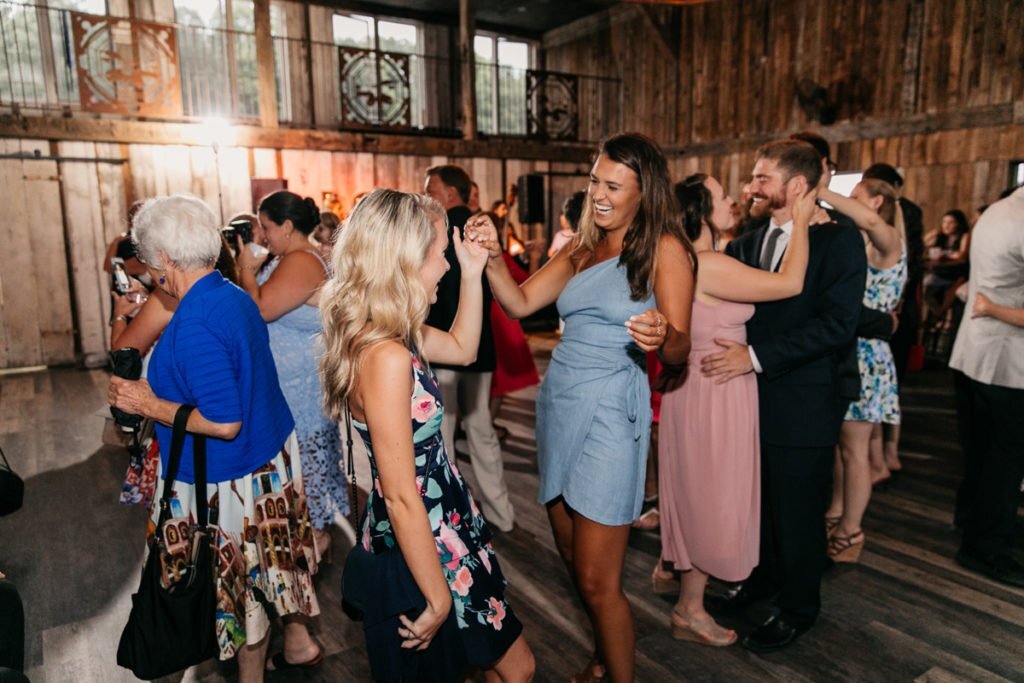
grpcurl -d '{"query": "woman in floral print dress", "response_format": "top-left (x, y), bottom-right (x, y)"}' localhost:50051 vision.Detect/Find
top-left (319, 189), bottom-right (534, 682)
top-left (820, 181), bottom-right (907, 564)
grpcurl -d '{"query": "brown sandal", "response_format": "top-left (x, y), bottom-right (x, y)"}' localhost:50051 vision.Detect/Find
top-left (828, 529), bottom-right (865, 563)
top-left (825, 516), bottom-right (841, 537)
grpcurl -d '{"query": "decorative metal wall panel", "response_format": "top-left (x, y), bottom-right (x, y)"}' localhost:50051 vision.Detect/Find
top-left (339, 47), bottom-right (411, 129)
top-left (71, 12), bottom-right (182, 117)
top-left (526, 71), bottom-right (579, 142)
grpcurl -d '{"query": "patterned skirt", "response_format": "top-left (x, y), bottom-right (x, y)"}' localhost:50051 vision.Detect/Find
top-left (143, 432), bottom-right (321, 660)
top-left (845, 338), bottom-right (901, 425)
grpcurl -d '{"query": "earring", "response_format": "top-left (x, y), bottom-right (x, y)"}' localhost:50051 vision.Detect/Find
top-left (159, 273), bottom-right (167, 285)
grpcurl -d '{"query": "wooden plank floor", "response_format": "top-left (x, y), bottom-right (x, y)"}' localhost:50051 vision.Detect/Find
top-left (1, 335), bottom-right (1022, 682)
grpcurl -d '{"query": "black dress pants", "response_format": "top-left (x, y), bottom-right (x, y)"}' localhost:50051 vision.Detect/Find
top-left (747, 443), bottom-right (834, 628)
top-left (953, 370), bottom-right (985, 527)
top-left (960, 378), bottom-right (1024, 559)
top-left (0, 579), bottom-right (27, 683)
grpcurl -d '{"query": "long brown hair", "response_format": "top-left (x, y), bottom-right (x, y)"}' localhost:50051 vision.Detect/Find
top-left (571, 132), bottom-right (696, 300)
top-left (858, 178), bottom-right (905, 240)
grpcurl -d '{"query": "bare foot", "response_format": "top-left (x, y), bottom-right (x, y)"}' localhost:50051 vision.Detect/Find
top-left (870, 467), bottom-right (891, 485)
top-left (569, 657), bottom-right (606, 683)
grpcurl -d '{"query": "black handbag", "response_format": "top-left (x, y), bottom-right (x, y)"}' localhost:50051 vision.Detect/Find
top-left (116, 404), bottom-right (218, 680)
top-left (0, 443), bottom-right (24, 517)
top-left (340, 405), bottom-right (433, 625)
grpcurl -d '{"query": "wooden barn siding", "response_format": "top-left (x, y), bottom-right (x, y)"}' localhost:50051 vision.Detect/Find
top-left (0, 141), bottom-right (550, 369)
top-left (546, 0), bottom-right (1023, 144)
top-left (667, 123), bottom-right (1024, 235)
top-left (545, 0), bottom-right (1023, 231)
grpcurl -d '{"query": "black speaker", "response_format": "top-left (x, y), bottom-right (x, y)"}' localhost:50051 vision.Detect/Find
top-left (517, 173), bottom-right (545, 224)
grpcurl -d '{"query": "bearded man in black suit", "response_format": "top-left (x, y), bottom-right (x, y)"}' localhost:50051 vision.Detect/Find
top-left (701, 140), bottom-right (866, 652)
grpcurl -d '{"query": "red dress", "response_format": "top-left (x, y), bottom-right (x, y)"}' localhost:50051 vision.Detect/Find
top-left (490, 253), bottom-right (540, 397)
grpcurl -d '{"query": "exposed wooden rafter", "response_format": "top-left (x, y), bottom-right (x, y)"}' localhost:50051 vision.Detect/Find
top-left (0, 115), bottom-right (596, 163)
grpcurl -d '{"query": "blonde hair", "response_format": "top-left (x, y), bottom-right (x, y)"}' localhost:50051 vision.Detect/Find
top-left (319, 189), bottom-right (446, 421)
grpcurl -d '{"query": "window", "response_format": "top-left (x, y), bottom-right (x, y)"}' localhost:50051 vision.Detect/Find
top-left (1011, 160), bottom-right (1024, 189)
top-left (475, 32), bottom-right (533, 136)
top-left (332, 14), bottom-right (420, 54)
top-left (332, 12), bottom-right (423, 128)
top-left (174, 0), bottom-right (258, 120)
top-left (824, 172), bottom-right (863, 208)
top-left (48, 0), bottom-right (106, 12)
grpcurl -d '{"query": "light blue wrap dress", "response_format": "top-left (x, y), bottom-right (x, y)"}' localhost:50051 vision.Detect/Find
top-left (535, 258), bottom-right (655, 526)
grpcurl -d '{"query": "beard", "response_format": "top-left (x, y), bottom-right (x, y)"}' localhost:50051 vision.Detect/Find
top-left (748, 187), bottom-right (787, 220)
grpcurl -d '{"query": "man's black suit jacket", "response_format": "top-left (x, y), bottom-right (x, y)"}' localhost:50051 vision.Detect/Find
top-left (725, 221), bottom-right (866, 448)
top-left (424, 205), bottom-right (496, 372)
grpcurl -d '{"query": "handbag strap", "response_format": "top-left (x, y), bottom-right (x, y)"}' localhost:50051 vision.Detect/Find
top-left (343, 402), bottom-right (360, 532)
top-left (0, 443), bottom-right (12, 473)
top-left (343, 390), bottom-right (441, 537)
top-left (157, 404), bottom-right (208, 532)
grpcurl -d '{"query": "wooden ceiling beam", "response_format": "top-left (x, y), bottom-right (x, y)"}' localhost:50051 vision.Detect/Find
top-left (0, 115), bottom-right (596, 163)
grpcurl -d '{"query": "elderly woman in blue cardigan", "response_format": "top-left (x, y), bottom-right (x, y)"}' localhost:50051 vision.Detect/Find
top-left (108, 195), bottom-right (323, 681)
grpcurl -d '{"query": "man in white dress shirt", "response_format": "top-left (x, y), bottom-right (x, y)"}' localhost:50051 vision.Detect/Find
top-left (949, 185), bottom-right (1024, 588)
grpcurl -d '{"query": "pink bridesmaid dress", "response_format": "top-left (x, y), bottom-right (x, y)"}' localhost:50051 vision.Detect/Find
top-left (658, 298), bottom-right (760, 581)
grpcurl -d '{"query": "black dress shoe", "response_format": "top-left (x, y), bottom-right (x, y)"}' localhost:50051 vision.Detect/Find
top-left (706, 581), bottom-right (773, 615)
top-left (741, 614), bottom-right (809, 653)
top-left (955, 549), bottom-right (1024, 588)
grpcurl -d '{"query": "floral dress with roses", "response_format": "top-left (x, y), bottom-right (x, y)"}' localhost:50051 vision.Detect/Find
top-left (352, 349), bottom-right (522, 679)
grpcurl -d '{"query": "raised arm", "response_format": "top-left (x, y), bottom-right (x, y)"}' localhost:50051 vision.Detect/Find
top-left (819, 187), bottom-right (902, 262)
top-left (358, 341), bottom-right (451, 649)
top-left (422, 228), bottom-right (489, 365)
top-left (700, 189), bottom-right (815, 303)
top-left (237, 247), bottom-right (325, 321)
top-left (471, 215), bottom-right (574, 319)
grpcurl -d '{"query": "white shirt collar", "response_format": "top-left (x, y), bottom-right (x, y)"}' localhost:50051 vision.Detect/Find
top-left (769, 218), bottom-right (794, 236)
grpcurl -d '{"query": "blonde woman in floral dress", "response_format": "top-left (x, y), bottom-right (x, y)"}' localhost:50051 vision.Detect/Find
top-left (319, 189), bottom-right (534, 682)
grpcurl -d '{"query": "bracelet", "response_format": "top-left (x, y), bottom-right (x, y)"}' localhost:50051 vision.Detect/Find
top-left (110, 315), bottom-right (128, 325)
top-left (240, 264), bottom-right (260, 272)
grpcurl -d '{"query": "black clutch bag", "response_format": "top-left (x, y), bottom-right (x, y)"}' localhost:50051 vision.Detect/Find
top-left (0, 444), bottom-right (24, 517)
top-left (110, 347), bottom-right (143, 431)
top-left (116, 404), bottom-right (218, 680)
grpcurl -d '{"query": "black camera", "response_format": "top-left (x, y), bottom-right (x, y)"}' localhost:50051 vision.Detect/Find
top-left (222, 219), bottom-right (254, 245)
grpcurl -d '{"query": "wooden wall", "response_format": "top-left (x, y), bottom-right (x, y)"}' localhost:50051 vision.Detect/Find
top-left (669, 123), bottom-right (1024, 231)
top-left (545, 0), bottom-right (1024, 228)
top-left (0, 140), bottom-right (75, 369)
top-left (546, 0), bottom-right (1023, 144)
top-left (0, 138), bottom-right (550, 369)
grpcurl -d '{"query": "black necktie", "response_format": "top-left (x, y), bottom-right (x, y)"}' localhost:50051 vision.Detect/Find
top-left (759, 227), bottom-right (783, 271)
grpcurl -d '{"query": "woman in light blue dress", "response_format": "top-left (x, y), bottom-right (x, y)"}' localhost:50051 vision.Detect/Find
top-left (471, 133), bottom-right (696, 683)
top-left (237, 191), bottom-right (348, 563)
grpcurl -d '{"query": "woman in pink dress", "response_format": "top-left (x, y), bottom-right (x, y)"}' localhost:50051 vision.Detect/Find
top-left (653, 174), bottom-right (816, 646)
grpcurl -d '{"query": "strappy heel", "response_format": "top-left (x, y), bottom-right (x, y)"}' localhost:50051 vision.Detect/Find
top-left (825, 516), bottom-right (841, 537)
top-left (670, 610), bottom-right (737, 647)
top-left (828, 529), bottom-right (865, 563)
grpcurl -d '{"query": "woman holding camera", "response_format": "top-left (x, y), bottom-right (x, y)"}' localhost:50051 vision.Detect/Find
top-left (107, 195), bottom-right (321, 681)
top-left (236, 192), bottom-right (348, 557)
